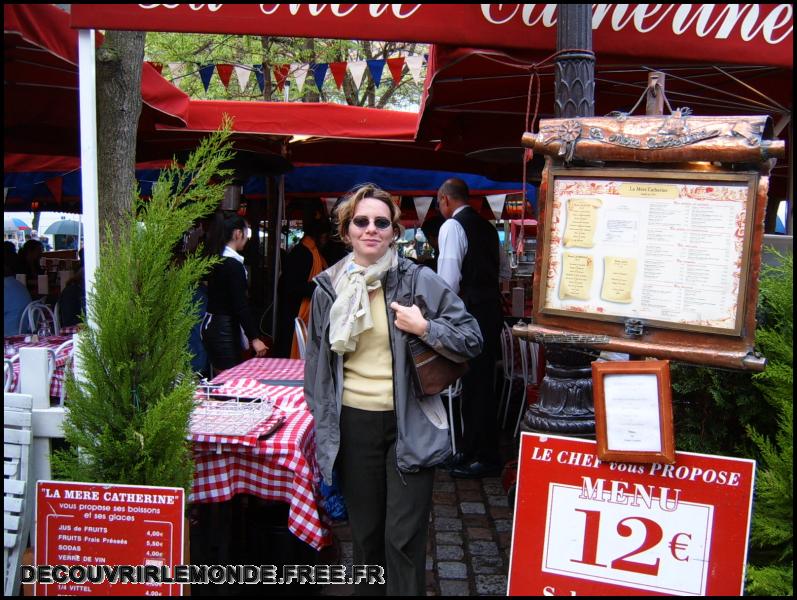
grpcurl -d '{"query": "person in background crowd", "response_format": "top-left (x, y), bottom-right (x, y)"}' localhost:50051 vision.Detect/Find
top-left (4, 261), bottom-right (32, 336)
top-left (16, 239), bottom-right (45, 277)
top-left (58, 268), bottom-right (86, 328)
top-left (420, 215), bottom-right (445, 272)
top-left (4, 241), bottom-right (22, 274)
top-left (64, 235), bottom-right (78, 250)
top-left (304, 183), bottom-right (482, 595)
top-left (274, 216), bottom-right (331, 358)
top-left (200, 213), bottom-right (267, 374)
top-left (436, 177), bottom-right (503, 478)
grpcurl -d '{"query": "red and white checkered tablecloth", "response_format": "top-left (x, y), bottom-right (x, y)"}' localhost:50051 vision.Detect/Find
top-left (211, 357), bottom-right (305, 383)
top-left (190, 364), bottom-right (331, 550)
top-left (4, 334), bottom-right (74, 399)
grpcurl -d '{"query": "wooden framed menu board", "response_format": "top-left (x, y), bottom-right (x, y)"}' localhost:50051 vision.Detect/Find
top-left (517, 114), bottom-right (784, 371)
top-left (539, 168), bottom-right (756, 337)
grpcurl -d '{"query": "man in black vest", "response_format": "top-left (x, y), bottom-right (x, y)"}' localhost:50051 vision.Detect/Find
top-left (437, 178), bottom-right (503, 478)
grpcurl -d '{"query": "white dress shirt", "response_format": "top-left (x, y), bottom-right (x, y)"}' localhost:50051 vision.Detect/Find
top-left (437, 206), bottom-right (468, 295)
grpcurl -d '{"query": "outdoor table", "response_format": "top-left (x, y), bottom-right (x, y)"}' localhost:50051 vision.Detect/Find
top-left (189, 358), bottom-right (331, 551)
top-left (4, 333), bottom-right (73, 398)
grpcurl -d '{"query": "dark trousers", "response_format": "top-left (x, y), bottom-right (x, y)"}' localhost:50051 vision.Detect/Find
top-left (461, 304), bottom-right (502, 463)
top-left (337, 406), bottom-right (435, 596)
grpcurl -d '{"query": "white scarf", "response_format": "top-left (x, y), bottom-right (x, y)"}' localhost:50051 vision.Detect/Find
top-left (329, 248), bottom-right (398, 355)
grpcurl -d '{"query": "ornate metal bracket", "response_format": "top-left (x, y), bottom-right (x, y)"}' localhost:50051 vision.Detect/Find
top-left (624, 319), bottom-right (646, 338)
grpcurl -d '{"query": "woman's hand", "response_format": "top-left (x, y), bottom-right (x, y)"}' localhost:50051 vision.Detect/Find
top-left (251, 338), bottom-right (268, 357)
top-left (390, 302), bottom-right (428, 337)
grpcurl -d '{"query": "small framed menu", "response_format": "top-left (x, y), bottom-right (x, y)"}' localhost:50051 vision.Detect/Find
top-left (592, 360), bottom-right (675, 464)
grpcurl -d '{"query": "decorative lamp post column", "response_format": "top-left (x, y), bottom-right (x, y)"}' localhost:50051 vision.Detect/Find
top-left (524, 4), bottom-right (599, 435)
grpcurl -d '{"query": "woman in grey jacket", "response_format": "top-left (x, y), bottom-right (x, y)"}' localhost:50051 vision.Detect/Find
top-left (304, 184), bottom-right (482, 595)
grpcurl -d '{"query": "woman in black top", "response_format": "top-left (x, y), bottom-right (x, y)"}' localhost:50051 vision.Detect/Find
top-left (201, 214), bottom-right (267, 373)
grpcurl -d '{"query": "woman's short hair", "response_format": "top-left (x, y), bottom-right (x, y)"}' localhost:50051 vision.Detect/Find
top-left (335, 183), bottom-right (403, 244)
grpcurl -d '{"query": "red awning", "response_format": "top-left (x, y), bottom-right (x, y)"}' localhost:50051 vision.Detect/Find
top-left (4, 4), bottom-right (189, 156)
top-left (156, 100), bottom-right (417, 140)
top-left (417, 45), bottom-right (793, 157)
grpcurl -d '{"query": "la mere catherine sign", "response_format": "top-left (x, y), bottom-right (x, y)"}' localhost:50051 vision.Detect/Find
top-left (508, 434), bottom-right (755, 596)
top-left (34, 481), bottom-right (184, 596)
top-left (69, 5), bottom-right (793, 68)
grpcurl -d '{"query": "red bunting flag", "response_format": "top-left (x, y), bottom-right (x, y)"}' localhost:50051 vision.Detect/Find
top-left (386, 57), bottom-right (405, 84)
top-left (273, 64), bottom-right (290, 91)
top-left (146, 61), bottom-right (163, 74)
top-left (329, 62), bottom-right (348, 89)
top-left (46, 176), bottom-right (63, 205)
top-left (215, 64), bottom-right (233, 89)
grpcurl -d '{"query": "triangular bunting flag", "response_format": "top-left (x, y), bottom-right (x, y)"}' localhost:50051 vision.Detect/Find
top-left (233, 65), bottom-right (251, 91)
top-left (216, 64), bottom-right (233, 89)
top-left (46, 177), bottom-right (64, 205)
top-left (252, 64), bottom-right (265, 92)
top-left (486, 194), bottom-right (507, 221)
top-left (198, 64), bottom-right (215, 92)
top-left (329, 62), bottom-right (348, 89)
top-left (348, 61), bottom-right (367, 89)
top-left (311, 63), bottom-right (329, 91)
top-left (147, 61), bottom-right (163, 74)
top-left (413, 196), bottom-right (433, 224)
top-left (386, 57), bottom-right (405, 84)
top-left (168, 62), bottom-right (184, 81)
top-left (405, 55), bottom-right (424, 84)
top-left (273, 64), bottom-right (290, 92)
top-left (322, 197), bottom-right (338, 216)
top-left (366, 59), bottom-right (385, 88)
top-left (293, 64), bottom-right (309, 93)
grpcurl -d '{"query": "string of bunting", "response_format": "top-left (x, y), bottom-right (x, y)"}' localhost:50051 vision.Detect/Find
top-left (147, 54), bottom-right (427, 94)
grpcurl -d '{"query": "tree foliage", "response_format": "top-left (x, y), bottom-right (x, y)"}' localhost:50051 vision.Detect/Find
top-left (746, 252), bottom-right (793, 596)
top-left (145, 33), bottom-right (427, 109)
top-left (52, 123), bottom-right (236, 492)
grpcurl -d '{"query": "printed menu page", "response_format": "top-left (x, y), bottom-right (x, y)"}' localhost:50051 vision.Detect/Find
top-left (545, 177), bottom-right (748, 332)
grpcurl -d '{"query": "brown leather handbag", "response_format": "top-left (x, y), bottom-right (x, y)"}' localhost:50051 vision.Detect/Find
top-left (408, 335), bottom-right (468, 396)
top-left (406, 267), bottom-right (468, 396)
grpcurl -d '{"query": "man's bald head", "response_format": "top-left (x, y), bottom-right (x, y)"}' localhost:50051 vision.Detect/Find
top-left (437, 178), bottom-right (470, 218)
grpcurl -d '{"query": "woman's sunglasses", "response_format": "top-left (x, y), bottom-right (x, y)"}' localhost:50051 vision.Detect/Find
top-left (351, 216), bottom-right (392, 230)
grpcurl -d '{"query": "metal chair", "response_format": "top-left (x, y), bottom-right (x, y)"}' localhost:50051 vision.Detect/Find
top-left (4, 357), bottom-right (18, 392)
top-left (294, 317), bottom-right (308, 360)
top-left (513, 338), bottom-right (541, 437)
top-left (18, 300), bottom-right (59, 336)
top-left (443, 378), bottom-right (464, 455)
top-left (53, 339), bottom-right (75, 406)
top-left (499, 324), bottom-right (527, 429)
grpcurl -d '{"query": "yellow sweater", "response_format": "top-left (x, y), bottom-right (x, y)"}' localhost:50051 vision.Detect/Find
top-left (342, 289), bottom-right (394, 411)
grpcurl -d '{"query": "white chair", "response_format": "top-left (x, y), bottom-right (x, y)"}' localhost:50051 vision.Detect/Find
top-left (4, 356), bottom-right (20, 392)
top-left (18, 300), bottom-right (59, 336)
top-left (4, 393), bottom-right (34, 597)
top-left (443, 378), bottom-right (464, 455)
top-left (53, 339), bottom-right (75, 406)
top-left (513, 338), bottom-right (542, 437)
top-left (499, 324), bottom-right (527, 429)
top-left (294, 317), bottom-right (308, 360)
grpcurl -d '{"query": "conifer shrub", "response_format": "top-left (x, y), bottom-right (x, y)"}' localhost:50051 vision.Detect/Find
top-left (52, 123), bottom-right (235, 493)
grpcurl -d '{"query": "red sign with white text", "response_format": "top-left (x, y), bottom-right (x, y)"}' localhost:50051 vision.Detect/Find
top-left (69, 4), bottom-right (793, 68)
top-left (35, 481), bottom-right (184, 596)
top-left (508, 434), bottom-right (755, 596)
